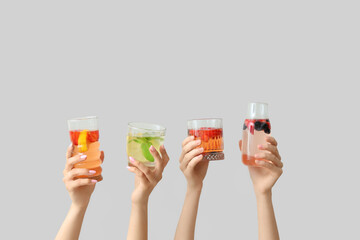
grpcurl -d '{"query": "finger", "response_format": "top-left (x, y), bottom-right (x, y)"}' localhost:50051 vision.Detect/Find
top-left (127, 166), bottom-right (150, 184)
top-left (69, 178), bottom-right (97, 189)
top-left (254, 159), bottom-right (283, 175)
top-left (239, 140), bottom-right (243, 151)
top-left (181, 147), bottom-right (204, 169)
top-left (100, 151), bottom-right (105, 163)
top-left (159, 145), bottom-right (170, 167)
top-left (182, 135), bottom-right (195, 147)
top-left (266, 136), bottom-right (278, 146)
top-left (64, 168), bottom-right (97, 181)
top-left (150, 146), bottom-right (164, 170)
top-left (129, 157), bottom-right (156, 182)
top-left (64, 154), bottom-right (87, 174)
top-left (180, 140), bottom-right (202, 162)
top-left (66, 144), bottom-right (74, 160)
top-left (255, 152), bottom-right (283, 168)
top-left (258, 143), bottom-right (281, 160)
top-left (187, 154), bottom-right (205, 170)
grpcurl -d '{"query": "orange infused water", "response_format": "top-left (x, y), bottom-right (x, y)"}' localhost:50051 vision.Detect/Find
top-left (188, 128), bottom-right (223, 153)
top-left (69, 130), bottom-right (102, 178)
top-left (187, 119), bottom-right (224, 161)
top-left (68, 115), bottom-right (103, 181)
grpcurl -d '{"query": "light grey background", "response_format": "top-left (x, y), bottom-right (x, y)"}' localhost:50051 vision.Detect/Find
top-left (1, 0), bottom-right (359, 239)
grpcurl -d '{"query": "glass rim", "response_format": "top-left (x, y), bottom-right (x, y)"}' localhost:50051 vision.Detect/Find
top-left (68, 116), bottom-right (98, 123)
top-left (128, 122), bottom-right (166, 132)
top-left (187, 118), bottom-right (223, 122)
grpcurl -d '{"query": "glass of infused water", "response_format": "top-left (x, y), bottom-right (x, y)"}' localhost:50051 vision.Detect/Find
top-left (127, 122), bottom-right (166, 167)
top-left (242, 102), bottom-right (271, 166)
top-left (68, 116), bottom-right (103, 181)
top-left (187, 118), bottom-right (224, 161)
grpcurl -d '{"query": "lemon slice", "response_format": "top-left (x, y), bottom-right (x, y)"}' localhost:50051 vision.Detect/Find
top-left (78, 130), bottom-right (88, 152)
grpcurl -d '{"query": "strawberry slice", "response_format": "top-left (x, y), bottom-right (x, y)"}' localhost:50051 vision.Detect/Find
top-left (69, 131), bottom-right (80, 145)
top-left (248, 122), bottom-right (255, 135)
top-left (87, 130), bottom-right (99, 142)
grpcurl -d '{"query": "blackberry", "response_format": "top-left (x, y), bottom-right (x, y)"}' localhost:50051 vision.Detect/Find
top-left (264, 126), bottom-right (271, 134)
top-left (254, 121), bottom-right (262, 131)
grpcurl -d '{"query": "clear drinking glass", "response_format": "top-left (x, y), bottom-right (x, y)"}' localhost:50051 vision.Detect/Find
top-left (187, 118), bottom-right (224, 161)
top-left (127, 122), bottom-right (166, 167)
top-left (242, 103), bottom-right (271, 166)
top-left (68, 116), bottom-right (103, 181)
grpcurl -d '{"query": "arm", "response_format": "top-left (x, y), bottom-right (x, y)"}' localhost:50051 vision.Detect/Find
top-left (256, 192), bottom-right (279, 240)
top-left (55, 145), bottom-right (104, 240)
top-left (175, 136), bottom-right (209, 240)
top-left (240, 136), bottom-right (283, 240)
top-left (127, 145), bottom-right (170, 240)
top-left (55, 204), bottom-right (89, 240)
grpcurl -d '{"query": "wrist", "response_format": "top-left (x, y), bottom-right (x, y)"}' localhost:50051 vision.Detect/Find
top-left (255, 190), bottom-right (272, 200)
top-left (187, 182), bottom-right (203, 193)
top-left (131, 199), bottom-right (149, 208)
top-left (131, 195), bottom-right (149, 206)
top-left (70, 203), bottom-right (89, 213)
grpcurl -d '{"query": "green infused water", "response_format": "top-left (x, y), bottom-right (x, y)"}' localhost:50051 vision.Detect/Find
top-left (127, 135), bottom-right (164, 167)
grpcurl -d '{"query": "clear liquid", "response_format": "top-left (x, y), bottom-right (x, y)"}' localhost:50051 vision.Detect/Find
top-left (127, 135), bottom-right (164, 167)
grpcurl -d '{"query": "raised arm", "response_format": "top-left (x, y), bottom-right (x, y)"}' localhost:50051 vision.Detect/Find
top-left (175, 136), bottom-right (209, 240)
top-left (240, 136), bottom-right (283, 240)
top-left (55, 145), bottom-right (104, 240)
top-left (126, 145), bottom-right (170, 240)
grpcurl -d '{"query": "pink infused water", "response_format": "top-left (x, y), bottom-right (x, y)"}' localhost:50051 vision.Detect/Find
top-left (242, 103), bottom-right (271, 166)
top-left (242, 119), bottom-right (271, 166)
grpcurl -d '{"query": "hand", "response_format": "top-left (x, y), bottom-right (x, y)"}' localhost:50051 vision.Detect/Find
top-left (63, 144), bottom-right (104, 208)
top-left (127, 145), bottom-right (170, 204)
top-left (239, 136), bottom-right (283, 196)
top-left (179, 136), bottom-right (209, 190)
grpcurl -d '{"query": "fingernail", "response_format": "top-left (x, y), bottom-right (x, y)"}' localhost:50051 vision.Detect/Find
top-left (80, 155), bottom-right (87, 160)
top-left (255, 154), bottom-right (260, 158)
top-left (196, 140), bottom-right (201, 145)
top-left (258, 145), bottom-right (264, 149)
top-left (91, 180), bottom-right (97, 183)
top-left (89, 170), bottom-right (96, 175)
top-left (196, 154), bottom-right (203, 159)
top-left (199, 147), bottom-right (204, 153)
top-left (129, 156), bottom-right (135, 163)
top-left (149, 145), bottom-right (155, 152)
top-left (126, 166), bottom-right (131, 169)
top-left (255, 160), bottom-right (261, 164)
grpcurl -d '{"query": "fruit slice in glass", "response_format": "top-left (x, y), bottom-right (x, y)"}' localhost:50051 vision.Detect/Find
top-left (127, 122), bottom-right (166, 167)
top-left (68, 116), bottom-right (103, 181)
top-left (187, 118), bottom-right (224, 161)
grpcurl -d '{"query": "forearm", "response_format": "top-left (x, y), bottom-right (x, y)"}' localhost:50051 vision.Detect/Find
top-left (127, 201), bottom-right (148, 240)
top-left (256, 192), bottom-right (279, 240)
top-left (174, 184), bottom-right (203, 240)
top-left (55, 204), bottom-right (88, 240)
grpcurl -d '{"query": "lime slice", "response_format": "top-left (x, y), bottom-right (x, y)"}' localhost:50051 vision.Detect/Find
top-left (141, 141), bottom-right (154, 162)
